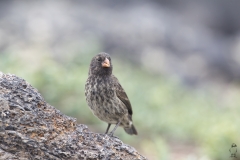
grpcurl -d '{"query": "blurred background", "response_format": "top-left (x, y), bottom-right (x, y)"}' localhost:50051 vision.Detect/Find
top-left (0, 0), bottom-right (240, 159)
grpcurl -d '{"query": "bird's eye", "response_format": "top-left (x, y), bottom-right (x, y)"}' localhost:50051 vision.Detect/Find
top-left (97, 58), bottom-right (101, 62)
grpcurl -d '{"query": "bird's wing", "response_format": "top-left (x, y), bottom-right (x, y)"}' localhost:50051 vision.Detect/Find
top-left (112, 75), bottom-right (133, 115)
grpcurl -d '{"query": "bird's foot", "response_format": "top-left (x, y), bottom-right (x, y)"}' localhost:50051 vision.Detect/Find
top-left (107, 132), bottom-right (114, 137)
top-left (106, 132), bottom-right (119, 139)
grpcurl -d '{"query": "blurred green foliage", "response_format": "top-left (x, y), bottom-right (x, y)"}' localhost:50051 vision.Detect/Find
top-left (1, 52), bottom-right (239, 160)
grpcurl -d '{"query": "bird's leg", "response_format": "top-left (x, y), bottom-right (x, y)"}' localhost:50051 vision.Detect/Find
top-left (105, 124), bottom-right (111, 134)
top-left (108, 120), bottom-right (121, 137)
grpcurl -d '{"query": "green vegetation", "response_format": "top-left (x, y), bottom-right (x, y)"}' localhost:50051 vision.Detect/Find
top-left (1, 52), bottom-right (239, 160)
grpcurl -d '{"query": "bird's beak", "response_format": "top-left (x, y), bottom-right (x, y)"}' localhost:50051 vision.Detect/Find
top-left (102, 58), bottom-right (110, 68)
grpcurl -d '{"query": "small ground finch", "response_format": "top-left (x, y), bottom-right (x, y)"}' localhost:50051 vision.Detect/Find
top-left (85, 52), bottom-right (137, 136)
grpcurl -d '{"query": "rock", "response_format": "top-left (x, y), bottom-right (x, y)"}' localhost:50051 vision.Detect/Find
top-left (0, 72), bottom-right (147, 160)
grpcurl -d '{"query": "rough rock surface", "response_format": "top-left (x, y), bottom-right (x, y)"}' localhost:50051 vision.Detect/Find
top-left (0, 72), bottom-right (146, 160)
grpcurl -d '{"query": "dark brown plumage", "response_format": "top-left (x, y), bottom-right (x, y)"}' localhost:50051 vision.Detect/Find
top-left (85, 52), bottom-right (137, 136)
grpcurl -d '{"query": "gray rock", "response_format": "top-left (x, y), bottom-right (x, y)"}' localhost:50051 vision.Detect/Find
top-left (0, 72), bottom-right (147, 160)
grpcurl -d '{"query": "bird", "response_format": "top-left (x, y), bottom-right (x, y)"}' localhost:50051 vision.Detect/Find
top-left (85, 52), bottom-right (137, 136)
top-left (229, 143), bottom-right (237, 158)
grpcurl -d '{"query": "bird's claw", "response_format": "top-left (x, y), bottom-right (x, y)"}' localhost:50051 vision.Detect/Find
top-left (107, 132), bottom-right (113, 137)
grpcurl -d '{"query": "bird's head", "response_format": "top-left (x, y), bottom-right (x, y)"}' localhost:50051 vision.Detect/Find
top-left (89, 52), bottom-right (113, 76)
top-left (232, 143), bottom-right (237, 147)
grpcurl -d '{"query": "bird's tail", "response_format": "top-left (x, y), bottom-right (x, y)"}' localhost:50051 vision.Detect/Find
top-left (124, 124), bottom-right (138, 135)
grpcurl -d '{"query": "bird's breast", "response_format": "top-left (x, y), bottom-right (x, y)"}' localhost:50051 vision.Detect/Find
top-left (86, 76), bottom-right (115, 104)
top-left (85, 76), bottom-right (127, 123)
